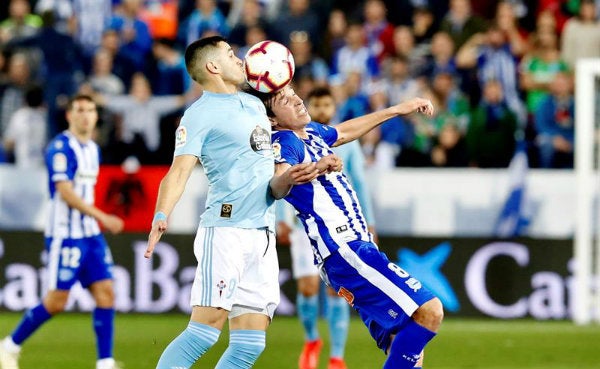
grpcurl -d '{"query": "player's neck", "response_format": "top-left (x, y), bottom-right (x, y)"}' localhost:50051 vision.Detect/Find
top-left (202, 79), bottom-right (238, 95)
top-left (68, 129), bottom-right (92, 143)
top-left (293, 128), bottom-right (309, 139)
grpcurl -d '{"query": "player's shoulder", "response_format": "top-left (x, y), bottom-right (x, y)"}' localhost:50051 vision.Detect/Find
top-left (272, 129), bottom-right (299, 144)
top-left (46, 132), bottom-right (71, 154)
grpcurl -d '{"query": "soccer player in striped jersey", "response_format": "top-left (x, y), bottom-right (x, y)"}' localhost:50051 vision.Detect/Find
top-left (250, 85), bottom-right (443, 369)
top-left (0, 95), bottom-right (125, 369)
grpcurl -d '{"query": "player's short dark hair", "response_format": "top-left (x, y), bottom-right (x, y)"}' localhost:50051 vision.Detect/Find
top-left (66, 94), bottom-right (96, 111)
top-left (306, 87), bottom-right (333, 101)
top-left (184, 35), bottom-right (227, 83)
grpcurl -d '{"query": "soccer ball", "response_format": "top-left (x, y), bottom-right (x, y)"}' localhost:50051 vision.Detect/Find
top-left (244, 40), bottom-right (295, 93)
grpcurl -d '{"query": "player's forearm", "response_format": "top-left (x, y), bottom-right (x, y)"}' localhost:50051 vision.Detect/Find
top-left (57, 184), bottom-right (108, 222)
top-left (153, 169), bottom-right (189, 215)
top-left (269, 175), bottom-right (293, 200)
top-left (334, 107), bottom-right (398, 146)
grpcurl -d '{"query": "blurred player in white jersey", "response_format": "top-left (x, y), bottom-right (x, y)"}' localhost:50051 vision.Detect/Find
top-left (142, 36), bottom-right (337, 369)
top-left (249, 85), bottom-right (443, 369)
top-left (0, 95), bottom-right (125, 369)
top-left (277, 87), bottom-right (378, 369)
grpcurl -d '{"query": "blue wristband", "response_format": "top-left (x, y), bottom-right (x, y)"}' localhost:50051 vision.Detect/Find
top-left (153, 211), bottom-right (167, 224)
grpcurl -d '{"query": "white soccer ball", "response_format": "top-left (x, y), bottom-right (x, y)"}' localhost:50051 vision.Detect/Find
top-left (244, 40), bottom-right (295, 93)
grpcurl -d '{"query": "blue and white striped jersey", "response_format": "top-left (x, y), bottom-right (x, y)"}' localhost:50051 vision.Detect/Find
top-left (44, 131), bottom-right (101, 239)
top-left (273, 122), bottom-right (373, 263)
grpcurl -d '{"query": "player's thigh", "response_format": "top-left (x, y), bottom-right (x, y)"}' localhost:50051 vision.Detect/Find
top-left (78, 235), bottom-right (114, 288)
top-left (324, 241), bottom-right (435, 331)
top-left (230, 228), bottom-right (280, 320)
top-left (190, 306), bottom-right (229, 330)
top-left (290, 227), bottom-right (319, 280)
top-left (45, 237), bottom-right (89, 291)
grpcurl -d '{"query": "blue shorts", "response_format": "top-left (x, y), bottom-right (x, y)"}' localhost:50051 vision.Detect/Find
top-left (321, 240), bottom-right (436, 352)
top-left (45, 234), bottom-right (113, 290)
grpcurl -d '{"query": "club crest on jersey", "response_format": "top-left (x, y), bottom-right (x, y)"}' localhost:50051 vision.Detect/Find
top-left (250, 125), bottom-right (272, 155)
top-left (175, 126), bottom-right (187, 148)
top-left (216, 280), bottom-right (227, 297)
top-left (52, 153), bottom-right (67, 172)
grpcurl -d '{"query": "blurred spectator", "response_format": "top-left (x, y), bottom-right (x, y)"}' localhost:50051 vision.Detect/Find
top-left (71, 0), bottom-right (113, 69)
top-left (149, 37), bottom-right (190, 95)
top-left (363, 0), bottom-right (395, 63)
top-left (456, 24), bottom-right (525, 124)
top-left (534, 72), bottom-right (575, 168)
top-left (289, 31), bottom-right (329, 86)
top-left (331, 22), bottom-right (379, 91)
top-left (139, 0), bottom-right (178, 39)
top-left (560, 0), bottom-right (600, 70)
top-left (228, 0), bottom-right (270, 49)
top-left (439, 0), bottom-right (488, 50)
top-left (8, 11), bottom-right (84, 138)
top-left (235, 23), bottom-right (267, 58)
top-left (431, 123), bottom-right (469, 167)
top-left (87, 49), bottom-right (126, 96)
top-left (466, 79), bottom-right (517, 168)
top-left (420, 32), bottom-right (459, 83)
top-left (494, 1), bottom-right (528, 58)
top-left (334, 71), bottom-right (371, 122)
top-left (383, 55), bottom-right (423, 106)
top-left (100, 29), bottom-right (138, 90)
top-left (319, 8), bottom-right (347, 63)
top-left (391, 25), bottom-right (428, 77)
top-left (412, 6), bottom-right (436, 46)
top-left (2, 84), bottom-right (46, 168)
top-left (269, 0), bottom-right (320, 48)
top-left (178, 0), bottom-right (230, 48)
top-left (0, 53), bottom-right (31, 139)
top-left (0, 0), bottom-right (42, 43)
top-left (519, 30), bottom-right (569, 115)
top-left (108, 0), bottom-right (153, 70)
top-left (535, 9), bottom-right (559, 35)
top-left (34, 0), bottom-right (75, 35)
top-left (97, 72), bottom-right (189, 163)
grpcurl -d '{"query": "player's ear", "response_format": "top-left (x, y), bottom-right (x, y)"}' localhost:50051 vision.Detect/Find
top-left (206, 61), bottom-right (219, 75)
top-left (268, 117), bottom-right (278, 128)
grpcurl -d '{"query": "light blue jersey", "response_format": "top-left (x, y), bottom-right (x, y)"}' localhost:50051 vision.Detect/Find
top-left (175, 90), bottom-right (275, 230)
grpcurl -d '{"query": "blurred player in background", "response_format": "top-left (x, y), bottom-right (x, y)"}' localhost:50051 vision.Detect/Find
top-left (143, 36), bottom-right (334, 369)
top-left (277, 87), bottom-right (377, 369)
top-left (0, 94), bottom-right (125, 369)
top-left (250, 85), bottom-right (443, 369)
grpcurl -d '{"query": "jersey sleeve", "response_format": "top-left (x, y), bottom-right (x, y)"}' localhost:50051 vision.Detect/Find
top-left (310, 122), bottom-right (338, 146)
top-left (173, 109), bottom-right (208, 158)
top-left (46, 139), bottom-right (77, 183)
top-left (272, 131), bottom-right (305, 166)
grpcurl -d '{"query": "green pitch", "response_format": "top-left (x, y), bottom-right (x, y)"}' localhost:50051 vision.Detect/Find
top-left (1, 313), bottom-right (600, 369)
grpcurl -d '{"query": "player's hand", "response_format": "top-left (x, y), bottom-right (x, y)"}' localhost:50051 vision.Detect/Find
top-left (286, 162), bottom-right (321, 184)
top-left (394, 98), bottom-right (434, 116)
top-left (102, 214), bottom-right (124, 234)
top-left (316, 154), bottom-right (343, 173)
top-left (145, 219), bottom-right (168, 258)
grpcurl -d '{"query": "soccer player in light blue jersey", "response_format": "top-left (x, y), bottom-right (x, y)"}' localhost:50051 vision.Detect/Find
top-left (143, 36), bottom-right (337, 369)
top-left (277, 87), bottom-right (379, 369)
top-left (0, 95), bottom-right (125, 369)
top-left (250, 85), bottom-right (443, 369)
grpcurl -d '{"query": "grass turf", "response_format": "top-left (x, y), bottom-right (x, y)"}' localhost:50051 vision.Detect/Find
top-left (1, 313), bottom-right (599, 369)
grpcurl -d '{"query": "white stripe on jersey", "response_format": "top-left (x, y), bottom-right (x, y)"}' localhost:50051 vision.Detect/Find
top-left (45, 133), bottom-right (101, 239)
top-left (337, 242), bottom-right (419, 316)
top-left (47, 237), bottom-right (62, 290)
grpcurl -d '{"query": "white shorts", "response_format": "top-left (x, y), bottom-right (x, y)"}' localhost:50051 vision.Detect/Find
top-left (290, 227), bottom-right (319, 279)
top-left (190, 227), bottom-right (279, 319)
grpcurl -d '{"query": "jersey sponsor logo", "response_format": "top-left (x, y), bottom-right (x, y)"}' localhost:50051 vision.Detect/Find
top-left (175, 126), bottom-right (187, 148)
top-left (337, 286), bottom-right (354, 306)
top-left (249, 125), bottom-right (272, 154)
top-left (335, 225), bottom-right (348, 234)
top-left (220, 203), bottom-right (233, 218)
top-left (52, 153), bottom-right (67, 172)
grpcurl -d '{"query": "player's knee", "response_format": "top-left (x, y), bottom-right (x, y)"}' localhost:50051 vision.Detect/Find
top-left (94, 288), bottom-right (115, 308)
top-left (43, 299), bottom-right (67, 314)
top-left (412, 297), bottom-right (443, 332)
top-left (297, 276), bottom-right (319, 296)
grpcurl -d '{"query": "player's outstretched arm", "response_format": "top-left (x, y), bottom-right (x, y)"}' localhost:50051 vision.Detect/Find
top-left (270, 162), bottom-right (321, 199)
top-left (145, 154), bottom-right (197, 258)
top-left (333, 97), bottom-right (434, 147)
top-left (55, 181), bottom-right (124, 234)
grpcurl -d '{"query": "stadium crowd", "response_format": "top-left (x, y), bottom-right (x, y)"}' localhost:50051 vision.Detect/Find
top-left (0, 0), bottom-right (598, 169)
